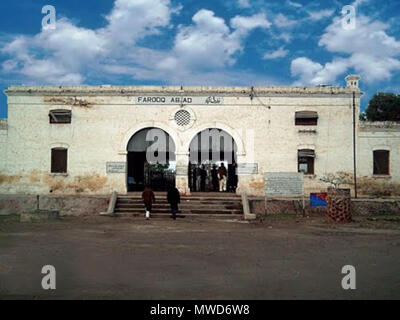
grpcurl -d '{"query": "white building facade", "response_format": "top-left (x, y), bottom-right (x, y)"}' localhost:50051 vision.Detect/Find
top-left (0, 75), bottom-right (399, 196)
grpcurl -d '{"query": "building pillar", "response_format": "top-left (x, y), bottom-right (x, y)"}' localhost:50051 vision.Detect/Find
top-left (236, 153), bottom-right (246, 195)
top-left (112, 151), bottom-right (128, 194)
top-left (175, 152), bottom-right (190, 195)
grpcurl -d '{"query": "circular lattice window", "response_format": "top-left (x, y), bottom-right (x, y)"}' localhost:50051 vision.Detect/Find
top-left (174, 110), bottom-right (191, 127)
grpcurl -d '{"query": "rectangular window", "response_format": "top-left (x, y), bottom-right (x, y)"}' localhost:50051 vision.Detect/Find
top-left (298, 149), bottom-right (315, 174)
top-left (51, 148), bottom-right (68, 173)
top-left (373, 150), bottom-right (390, 175)
top-left (295, 111), bottom-right (318, 126)
top-left (49, 110), bottom-right (72, 124)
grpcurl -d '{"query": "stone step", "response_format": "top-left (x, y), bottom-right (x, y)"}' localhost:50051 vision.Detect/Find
top-left (116, 204), bottom-right (241, 209)
top-left (120, 193), bottom-right (240, 198)
top-left (114, 208), bottom-right (243, 214)
top-left (114, 213), bottom-right (243, 219)
top-left (117, 199), bottom-right (242, 204)
top-left (115, 203), bottom-right (243, 211)
top-left (116, 200), bottom-right (242, 205)
top-left (115, 193), bottom-right (244, 218)
top-left (124, 192), bottom-right (240, 198)
top-left (117, 198), bottom-right (241, 203)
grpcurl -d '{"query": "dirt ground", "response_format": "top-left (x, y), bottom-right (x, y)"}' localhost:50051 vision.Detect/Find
top-left (0, 214), bottom-right (399, 300)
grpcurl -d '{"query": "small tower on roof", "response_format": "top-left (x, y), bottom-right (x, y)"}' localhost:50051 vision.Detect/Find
top-left (346, 75), bottom-right (361, 89)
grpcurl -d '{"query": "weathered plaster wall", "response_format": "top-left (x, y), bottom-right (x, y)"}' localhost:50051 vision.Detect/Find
top-left (358, 122), bottom-right (400, 179)
top-left (0, 120), bottom-right (7, 171)
top-left (356, 122), bottom-right (400, 197)
top-left (232, 94), bottom-right (357, 196)
top-left (1, 84), bottom-right (366, 196)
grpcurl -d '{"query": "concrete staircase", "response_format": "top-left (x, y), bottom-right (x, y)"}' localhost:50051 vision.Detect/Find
top-left (114, 192), bottom-right (244, 219)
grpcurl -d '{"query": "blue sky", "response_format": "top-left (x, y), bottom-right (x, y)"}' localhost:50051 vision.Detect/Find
top-left (1, 0), bottom-right (400, 118)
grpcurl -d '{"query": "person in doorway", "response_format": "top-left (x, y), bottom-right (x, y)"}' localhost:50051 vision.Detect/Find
top-left (218, 163), bottom-right (227, 192)
top-left (200, 165), bottom-right (207, 192)
top-left (196, 166), bottom-right (202, 191)
top-left (127, 176), bottom-right (136, 192)
top-left (142, 186), bottom-right (155, 220)
top-left (228, 161), bottom-right (238, 192)
top-left (167, 186), bottom-right (181, 220)
top-left (211, 164), bottom-right (219, 192)
top-left (192, 166), bottom-right (197, 192)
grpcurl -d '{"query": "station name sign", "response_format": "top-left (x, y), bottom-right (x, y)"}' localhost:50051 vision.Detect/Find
top-left (237, 163), bottom-right (258, 175)
top-left (106, 162), bottom-right (126, 174)
top-left (135, 96), bottom-right (224, 105)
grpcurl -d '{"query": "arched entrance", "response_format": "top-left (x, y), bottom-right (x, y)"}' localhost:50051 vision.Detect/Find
top-left (127, 127), bottom-right (176, 191)
top-left (189, 129), bottom-right (238, 192)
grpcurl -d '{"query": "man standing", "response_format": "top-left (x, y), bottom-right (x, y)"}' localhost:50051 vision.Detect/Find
top-left (200, 165), bottom-right (207, 192)
top-left (228, 161), bottom-right (238, 192)
top-left (192, 166), bottom-right (197, 192)
top-left (167, 186), bottom-right (181, 220)
top-left (196, 166), bottom-right (202, 192)
top-left (218, 163), bottom-right (227, 192)
top-left (142, 186), bottom-right (155, 220)
top-left (211, 164), bottom-right (219, 192)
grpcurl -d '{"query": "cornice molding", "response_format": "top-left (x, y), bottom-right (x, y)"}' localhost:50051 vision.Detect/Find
top-left (5, 85), bottom-right (362, 97)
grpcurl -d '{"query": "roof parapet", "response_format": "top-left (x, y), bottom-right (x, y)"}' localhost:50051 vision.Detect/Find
top-left (5, 85), bottom-right (361, 97)
top-left (359, 121), bottom-right (400, 131)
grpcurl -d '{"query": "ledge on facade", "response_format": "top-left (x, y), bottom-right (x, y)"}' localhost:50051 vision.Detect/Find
top-left (0, 119), bottom-right (7, 130)
top-left (49, 173), bottom-right (69, 177)
top-left (5, 85), bottom-right (361, 97)
top-left (372, 174), bottom-right (392, 179)
top-left (359, 121), bottom-right (400, 132)
top-left (298, 129), bottom-right (317, 134)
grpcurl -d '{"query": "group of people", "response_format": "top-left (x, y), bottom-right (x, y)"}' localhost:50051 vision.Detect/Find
top-left (142, 186), bottom-right (180, 220)
top-left (191, 162), bottom-right (238, 192)
top-left (142, 161), bottom-right (238, 220)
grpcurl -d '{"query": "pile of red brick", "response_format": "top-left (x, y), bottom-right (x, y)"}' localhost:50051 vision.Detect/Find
top-left (327, 188), bottom-right (352, 223)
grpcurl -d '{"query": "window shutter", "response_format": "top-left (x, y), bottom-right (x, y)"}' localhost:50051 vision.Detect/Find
top-left (373, 150), bottom-right (389, 175)
top-left (298, 149), bottom-right (315, 158)
top-left (296, 111), bottom-right (318, 119)
top-left (49, 110), bottom-right (72, 124)
top-left (295, 111), bottom-right (318, 126)
top-left (298, 149), bottom-right (315, 174)
top-left (51, 148), bottom-right (68, 173)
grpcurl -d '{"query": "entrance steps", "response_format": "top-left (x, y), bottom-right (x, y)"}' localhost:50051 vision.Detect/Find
top-left (114, 192), bottom-right (244, 219)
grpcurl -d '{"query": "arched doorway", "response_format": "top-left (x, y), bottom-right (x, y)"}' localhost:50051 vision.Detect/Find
top-left (127, 127), bottom-right (176, 191)
top-left (189, 129), bottom-right (238, 192)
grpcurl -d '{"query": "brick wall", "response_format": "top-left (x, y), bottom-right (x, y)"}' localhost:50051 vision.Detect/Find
top-left (0, 195), bottom-right (109, 216)
top-left (249, 198), bottom-right (400, 216)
